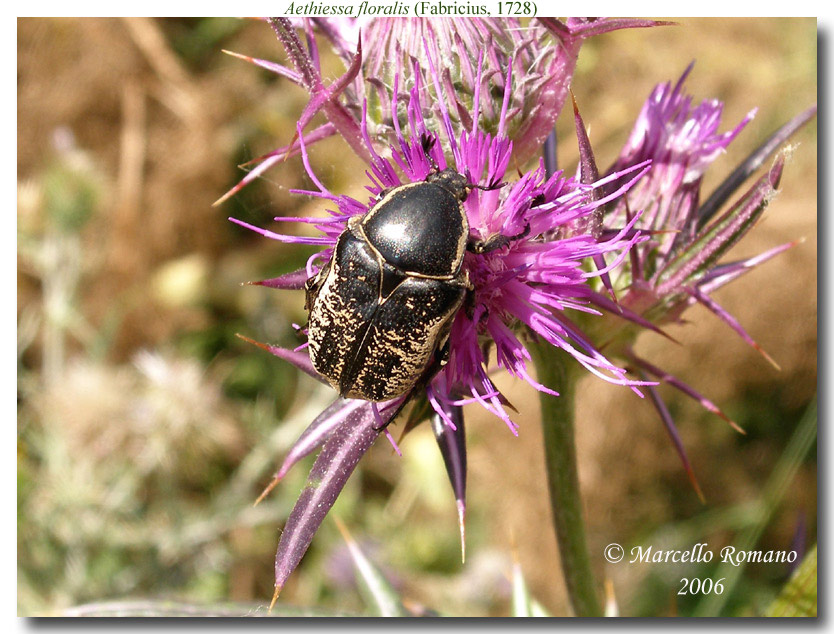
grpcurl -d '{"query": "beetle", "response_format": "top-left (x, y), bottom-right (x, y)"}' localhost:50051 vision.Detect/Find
top-left (304, 138), bottom-right (521, 404)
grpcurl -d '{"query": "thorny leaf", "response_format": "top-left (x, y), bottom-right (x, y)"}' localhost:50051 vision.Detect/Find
top-left (271, 398), bottom-right (402, 606)
top-left (430, 402), bottom-right (467, 562)
top-left (654, 153), bottom-right (785, 296)
top-left (698, 105), bottom-right (817, 226)
top-left (255, 397), bottom-right (368, 506)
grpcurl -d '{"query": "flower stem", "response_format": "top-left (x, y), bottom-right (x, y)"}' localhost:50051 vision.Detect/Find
top-left (529, 339), bottom-right (602, 617)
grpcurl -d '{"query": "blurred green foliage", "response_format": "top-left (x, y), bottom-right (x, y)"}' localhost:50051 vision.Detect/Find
top-left (766, 546), bottom-right (816, 617)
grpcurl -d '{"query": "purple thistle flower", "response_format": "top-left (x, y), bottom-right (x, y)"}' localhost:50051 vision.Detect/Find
top-left (578, 64), bottom-right (816, 492)
top-left (231, 40), bottom-right (656, 604)
top-left (604, 65), bottom-right (815, 330)
top-left (606, 63), bottom-right (756, 254)
top-left (324, 17), bottom-right (669, 162)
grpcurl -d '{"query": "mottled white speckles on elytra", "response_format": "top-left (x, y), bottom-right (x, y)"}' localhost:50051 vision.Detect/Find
top-left (307, 255), bottom-right (367, 394)
top-left (349, 284), bottom-right (464, 399)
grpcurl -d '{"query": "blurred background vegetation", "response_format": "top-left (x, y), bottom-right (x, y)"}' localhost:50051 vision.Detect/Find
top-left (17, 17), bottom-right (816, 616)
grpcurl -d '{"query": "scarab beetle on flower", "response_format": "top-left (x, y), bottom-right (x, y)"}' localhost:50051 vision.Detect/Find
top-left (304, 140), bottom-right (518, 403)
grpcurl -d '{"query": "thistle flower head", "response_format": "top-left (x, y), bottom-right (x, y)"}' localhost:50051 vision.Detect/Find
top-left (585, 65), bottom-right (816, 494)
top-left (606, 63), bottom-right (755, 251)
top-left (329, 17), bottom-right (587, 162)
top-left (602, 65), bottom-right (815, 333)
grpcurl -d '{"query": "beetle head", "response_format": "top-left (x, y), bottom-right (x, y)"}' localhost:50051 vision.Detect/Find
top-left (426, 168), bottom-right (470, 203)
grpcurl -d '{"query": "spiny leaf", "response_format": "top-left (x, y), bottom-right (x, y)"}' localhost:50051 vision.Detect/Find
top-left (430, 403), bottom-right (467, 562)
top-left (655, 153), bottom-right (785, 296)
top-left (271, 401), bottom-right (388, 601)
top-left (698, 104), bottom-right (816, 226)
top-left (255, 398), bottom-right (368, 506)
top-left (235, 334), bottom-right (322, 382)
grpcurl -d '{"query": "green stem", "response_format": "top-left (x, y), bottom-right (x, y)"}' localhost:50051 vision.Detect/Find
top-left (529, 340), bottom-right (602, 617)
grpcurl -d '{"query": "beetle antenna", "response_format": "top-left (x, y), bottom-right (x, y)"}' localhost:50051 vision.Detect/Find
top-left (473, 178), bottom-right (506, 192)
top-left (461, 168), bottom-right (505, 193)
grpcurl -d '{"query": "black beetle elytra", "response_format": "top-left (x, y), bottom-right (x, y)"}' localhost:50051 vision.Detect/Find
top-left (304, 140), bottom-right (517, 404)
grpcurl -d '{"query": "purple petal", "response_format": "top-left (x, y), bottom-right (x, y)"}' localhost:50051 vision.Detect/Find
top-left (228, 217), bottom-right (335, 246)
top-left (272, 402), bottom-right (384, 603)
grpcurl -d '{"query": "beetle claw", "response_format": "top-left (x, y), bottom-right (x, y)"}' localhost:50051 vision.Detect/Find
top-left (467, 223), bottom-right (530, 255)
top-left (480, 177), bottom-right (506, 192)
top-left (420, 133), bottom-right (440, 172)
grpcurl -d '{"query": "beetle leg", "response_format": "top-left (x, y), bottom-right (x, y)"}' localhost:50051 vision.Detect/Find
top-left (420, 134), bottom-right (441, 174)
top-left (420, 133), bottom-right (437, 155)
top-left (463, 287), bottom-right (477, 320)
top-left (467, 223), bottom-right (531, 254)
top-left (464, 288), bottom-right (491, 325)
top-left (374, 186), bottom-right (395, 201)
top-left (304, 262), bottom-right (329, 311)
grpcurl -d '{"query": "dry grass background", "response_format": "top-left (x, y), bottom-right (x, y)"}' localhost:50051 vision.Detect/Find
top-left (17, 17), bottom-right (816, 616)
